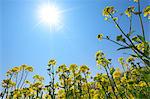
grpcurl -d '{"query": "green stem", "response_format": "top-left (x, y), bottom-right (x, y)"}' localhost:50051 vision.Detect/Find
top-left (99, 81), bottom-right (108, 99)
top-left (104, 67), bottom-right (118, 99)
top-left (109, 13), bottom-right (149, 60)
top-left (2, 74), bottom-right (14, 99)
top-left (73, 72), bottom-right (76, 99)
top-left (107, 65), bottom-right (124, 99)
top-left (84, 73), bottom-right (91, 99)
top-left (52, 66), bottom-right (55, 99)
top-left (103, 38), bottom-right (126, 47)
top-left (20, 71), bottom-right (28, 88)
top-left (17, 68), bottom-right (25, 88)
top-left (129, 16), bottom-right (132, 34)
top-left (138, 0), bottom-right (145, 40)
top-left (15, 73), bottom-right (18, 89)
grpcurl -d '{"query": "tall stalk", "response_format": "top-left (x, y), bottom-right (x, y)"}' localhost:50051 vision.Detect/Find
top-left (104, 67), bottom-right (118, 99)
top-left (138, 0), bottom-right (145, 40)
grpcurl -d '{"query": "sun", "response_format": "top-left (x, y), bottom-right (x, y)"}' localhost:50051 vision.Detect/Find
top-left (38, 4), bottom-right (61, 27)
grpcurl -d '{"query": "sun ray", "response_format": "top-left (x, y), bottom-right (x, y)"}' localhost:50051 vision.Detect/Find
top-left (38, 4), bottom-right (61, 26)
top-left (32, 1), bottom-right (79, 32)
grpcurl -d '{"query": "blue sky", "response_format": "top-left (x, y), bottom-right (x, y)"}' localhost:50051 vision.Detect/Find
top-left (0, 0), bottom-right (149, 84)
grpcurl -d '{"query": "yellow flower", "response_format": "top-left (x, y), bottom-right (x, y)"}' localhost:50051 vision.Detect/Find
top-left (82, 83), bottom-right (88, 90)
top-left (125, 6), bottom-right (134, 17)
top-left (108, 86), bottom-right (113, 93)
top-left (57, 64), bottom-right (68, 73)
top-left (12, 67), bottom-right (20, 73)
top-left (128, 94), bottom-right (134, 99)
top-left (54, 82), bottom-right (59, 88)
top-left (70, 86), bottom-right (75, 90)
top-left (2, 79), bottom-right (16, 88)
top-left (97, 34), bottom-right (103, 40)
top-left (66, 78), bottom-right (72, 85)
top-left (93, 94), bottom-right (100, 99)
top-left (95, 50), bottom-right (103, 59)
top-left (69, 64), bottom-right (77, 72)
top-left (80, 65), bottom-right (89, 73)
top-left (121, 77), bottom-right (126, 83)
top-left (13, 90), bottom-right (22, 98)
top-left (48, 59), bottom-right (56, 66)
top-left (113, 68), bottom-right (121, 78)
top-left (29, 88), bottom-right (35, 94)
top-left (21, 64), bottom-right (28, 69)
top-left (95, 82), bottom-right (101, 88)
top-left (126, 56), bottom-right (135, 63)
top-left (101, 77), bottom-right (105, 83)
top-left (139, 81), bottom-right (147, 87)
top-left (90, 89), bottom-right (95, 94)
top-left (96, 58), bottom-right (110, 67)
top-left (143, 6), bottom-right (150, 19)
top-left (103, 6), bottom-right (115, 16)
top-left (95, 51), bottom-right (110, 67)
top-left (25, 66), bottom-right (33, 72)
top-left (137, 42), bottom-right (147, 52)
top-left (43, 94), bottom-right (51, 99)
top-left (33, 74), bottom-right (44, 81)
top-left (32, 81), bottom-right (43, 89)
top-left (57, 89), bottom-right (65, 99)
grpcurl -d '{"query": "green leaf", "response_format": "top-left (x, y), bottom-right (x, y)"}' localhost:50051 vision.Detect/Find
top-left (113, 17), bottom-right (118, 21)
top-left (116, 35), bottom-right (123, 41)
top-left (116, 35), bottom-right (126, 42)
top-left (117, 46), bottom-right (131, 50)
top-left (110, 67), bottom-right (115, 75)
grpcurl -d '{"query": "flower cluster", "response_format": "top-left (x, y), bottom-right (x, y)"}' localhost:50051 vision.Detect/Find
top-left (0, 58), bottom-right (149, 99)
top-left (125, 6), bottom-right (135, 17)
top-left (143, 6), bottom-right (150, 19)
top-left (103, 6), bottom-right (115, 16)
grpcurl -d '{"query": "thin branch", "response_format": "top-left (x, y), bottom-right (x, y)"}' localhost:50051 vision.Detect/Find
top-left (104, 67), bottom-right (118, 99)
top-left (17, 68), bottom-right (25, 88)
top-left (103, 37), bottom-right (126, 47)
top-left (109, 13), bottom-right (149, 60)
top-left (138, 0), bottom-right (145, 40)
top-left (20, 71), bottom-right (28, 88)
top-left (129, 15), bottom-right (132, 34)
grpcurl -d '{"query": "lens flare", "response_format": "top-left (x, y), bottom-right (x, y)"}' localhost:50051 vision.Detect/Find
top-left (38, 4), bottom-right (61, 27)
